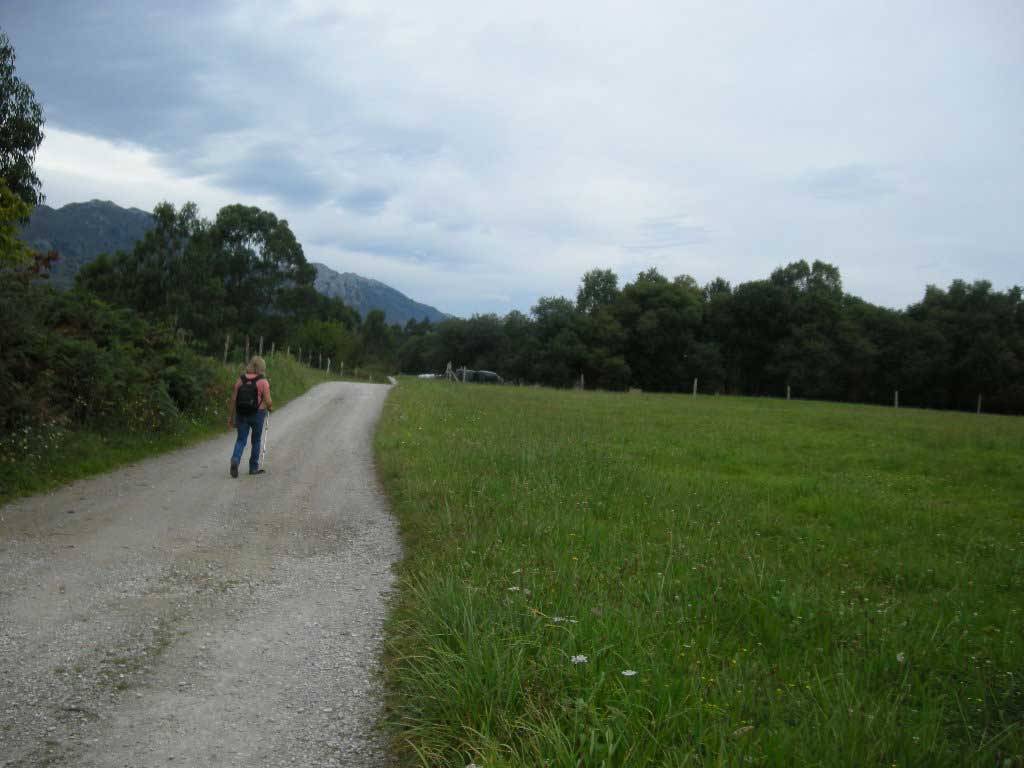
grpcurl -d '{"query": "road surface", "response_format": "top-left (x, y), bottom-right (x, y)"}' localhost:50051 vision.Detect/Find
top-left (0, 382), bottom-right (401, 767)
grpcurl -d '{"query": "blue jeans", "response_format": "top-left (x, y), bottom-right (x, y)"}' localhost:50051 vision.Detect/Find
top-left (232, 410), bottom-right (267, 472)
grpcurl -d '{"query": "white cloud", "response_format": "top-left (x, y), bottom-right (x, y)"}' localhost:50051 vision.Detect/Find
top-left (35, 127), bottom-right (275, 215)
top-left (10, 0), bottom-right (1024, 315)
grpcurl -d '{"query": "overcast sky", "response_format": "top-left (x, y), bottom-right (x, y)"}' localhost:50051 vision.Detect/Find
top-left (2, 1), bottom-right (1021, 317)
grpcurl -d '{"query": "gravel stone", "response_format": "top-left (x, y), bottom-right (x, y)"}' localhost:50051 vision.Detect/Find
top-left (0, 382), bottom-right (401, 767)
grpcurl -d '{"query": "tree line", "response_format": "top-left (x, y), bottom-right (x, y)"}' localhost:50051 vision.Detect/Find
top-left (74, 200), bottom-right (401, 372)
top-left (394, 262), bottom-right (1024, 414)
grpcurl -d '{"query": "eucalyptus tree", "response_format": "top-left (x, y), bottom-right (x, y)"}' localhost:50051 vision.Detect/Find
top-left (0, 31), bottom-right (45, 208)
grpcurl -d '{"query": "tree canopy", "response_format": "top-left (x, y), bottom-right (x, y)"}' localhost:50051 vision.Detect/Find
top-left (0, 31), bottom-right (45, 208)
top-left (389, 261), bottom-right (1024, 414)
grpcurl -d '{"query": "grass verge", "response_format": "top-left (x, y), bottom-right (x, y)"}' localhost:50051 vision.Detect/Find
top-left (376, 380), bottom-right (1024, 767)
top-left (0, 353), bottom-right (335, 505)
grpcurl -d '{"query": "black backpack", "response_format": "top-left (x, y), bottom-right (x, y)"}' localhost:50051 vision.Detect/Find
top-left (236, 374), bottom-right (263, 415)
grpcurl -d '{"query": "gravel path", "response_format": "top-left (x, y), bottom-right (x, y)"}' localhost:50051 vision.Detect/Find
top-left (0, 382), bottom-right (401, 767)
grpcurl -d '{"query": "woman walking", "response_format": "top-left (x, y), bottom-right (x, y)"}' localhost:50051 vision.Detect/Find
top-left (229, 356), bottom-right (274, 477)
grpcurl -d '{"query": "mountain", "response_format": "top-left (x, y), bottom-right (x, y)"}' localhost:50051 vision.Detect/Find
top-left (312, 263), bottom-right (448, 326)
top-left (19, 200), bottom-right (155, 289)
top-left (19, 200), bottom-right (450, 325)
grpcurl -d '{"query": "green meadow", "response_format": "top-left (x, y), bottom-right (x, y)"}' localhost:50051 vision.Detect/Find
top-left (376, 381), bottom-right (1024, 767)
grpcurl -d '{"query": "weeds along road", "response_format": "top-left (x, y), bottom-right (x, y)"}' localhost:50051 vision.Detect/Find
top-left (0, 382), bottom-right (401, 768)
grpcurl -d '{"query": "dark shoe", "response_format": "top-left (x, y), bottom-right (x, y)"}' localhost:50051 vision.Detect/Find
top-left (230, 462), bottom-right (239, 478)
top-left (249, 468), bottom-right (266, 475)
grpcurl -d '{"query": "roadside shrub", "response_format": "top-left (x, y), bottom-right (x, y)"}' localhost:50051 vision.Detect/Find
top-left (0, 281), bottom-right (222, 433)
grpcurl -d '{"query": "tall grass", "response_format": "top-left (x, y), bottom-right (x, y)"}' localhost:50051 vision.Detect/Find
top-left (0, 353), bottom-right (335, 504)
top-left (376, 381), bottom-right (1024, 767)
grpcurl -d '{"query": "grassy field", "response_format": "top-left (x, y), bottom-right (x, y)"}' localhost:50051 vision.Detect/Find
top-left (376, 381), bottom-right (1024, 767)
top-left (0, 353), bottom-right (336, 505)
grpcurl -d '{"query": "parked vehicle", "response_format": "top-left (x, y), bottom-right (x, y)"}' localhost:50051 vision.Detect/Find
top-left (455, 368), bottom-right (503, 384)
top-left (475, 370), bottom-right (504, 384)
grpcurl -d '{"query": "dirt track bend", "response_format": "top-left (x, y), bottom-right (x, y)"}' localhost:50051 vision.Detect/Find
top-left (0, 382), bottom-right (401, 767)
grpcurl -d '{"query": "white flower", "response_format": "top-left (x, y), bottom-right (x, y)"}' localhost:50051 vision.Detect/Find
top-left (570, 654), bottom-right (588, 664)
top-left (507, 586), bottom-right (520, 592)
top-left (896, 652), bottom-right (906, 664)
top-left (621, 669), bottom-right (638, 677)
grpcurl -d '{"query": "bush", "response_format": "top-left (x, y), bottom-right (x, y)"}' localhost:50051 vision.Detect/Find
top-left (0, 281), bottom-right (222, 433)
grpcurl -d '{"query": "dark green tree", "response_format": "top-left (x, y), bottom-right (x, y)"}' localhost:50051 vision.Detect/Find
top-left (0, 31), bottom-right (45, 208)
top-left (765, 260), bottom-right (845, 398)
top-left (208, 204), bottom-right (314, 331)
top-left (291, 319), bottom-right (360, 369)
top-left (531, 296), bottom-right (588, 387)
top-left (576, 268), bottom-right (620, 314)
top-left (615, 269), bottom-right (703, 391)
top-left (361, 309), bottom-right (395, 365)
top-left (500, 310), bottom-right (538, 383)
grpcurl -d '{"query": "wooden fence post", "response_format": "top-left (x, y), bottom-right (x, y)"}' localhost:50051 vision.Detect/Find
top-left (340, 361), bottom-right (344, 377)
top-left (319, 351), bottom-right (323, 369)
top-left (245, 336), bottom-right (250, 362)
top-left (327, 358), bottom-right (331, 375)
top-left (977, 394), bottom-right (983, 414)
top-left (259, 335), bottom-right (264, 356)
top-left (222, 332), bottom-right (231, 365)
top-left (894, 390), bottom-right (899, 409)
top-left (786, 385), bottom-right (791, 401)
top-left (286, 345), bottom-right (290, 358)
top-left (270, 342), bottom-right (275, 358)
top-left (692, 378), bottom-right (698, 397)
top-left (298, 347), bottom-right (302, 366)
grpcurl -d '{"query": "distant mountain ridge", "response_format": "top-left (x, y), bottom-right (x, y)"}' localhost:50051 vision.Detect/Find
top-left (18, 200), bottom-right (449, 325)
top-left (312, 263), bottom-right (448, 326)
top-left (19, 200), bottom-right (155, 289)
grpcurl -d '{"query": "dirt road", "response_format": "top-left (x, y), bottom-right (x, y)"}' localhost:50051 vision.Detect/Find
top-left (0, 382), bottom-right (401, 767)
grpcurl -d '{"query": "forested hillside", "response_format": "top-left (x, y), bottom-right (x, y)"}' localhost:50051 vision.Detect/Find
top-left (18, 200), bottom-right (154, 288)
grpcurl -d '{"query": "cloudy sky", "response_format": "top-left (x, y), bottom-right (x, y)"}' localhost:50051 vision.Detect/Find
top-left (2, 1), bottom-right (1021, 316)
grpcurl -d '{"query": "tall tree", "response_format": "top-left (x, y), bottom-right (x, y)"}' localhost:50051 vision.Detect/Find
top-left (766, 260), bottom-right (845, 398)
top-left (0, 31), bottom-right (45, 207)
top-left (531, 296), bottom-right (587, 387)
top-left (615, 269), bottom-right (703, 391)
top-left (208, 204), bottom-right (314, 330)
top-left (576, 268), bottom-right (620, 315)
top-left (501, 310), bottom-right (538, 383)
top-left (361, 309), bottom-right (395, 363)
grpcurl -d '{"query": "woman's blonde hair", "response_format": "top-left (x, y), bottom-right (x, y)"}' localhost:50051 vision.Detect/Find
top-left (247, 356), bottom-right (267, 375)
